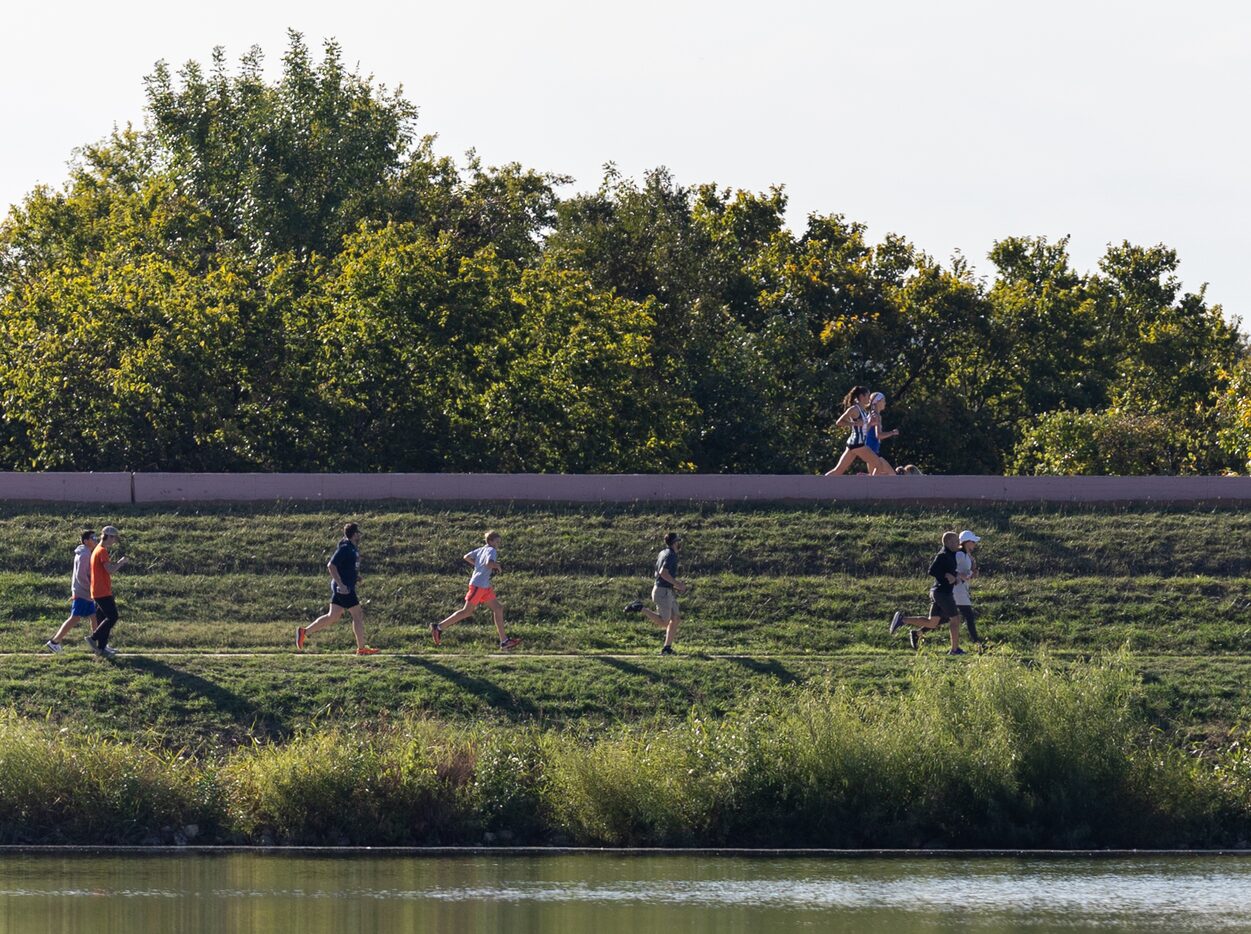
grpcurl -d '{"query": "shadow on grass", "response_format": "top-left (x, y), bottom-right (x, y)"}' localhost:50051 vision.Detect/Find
top-left (396, 655), bottom-right (537, 716)
top-left (120, 655), bottom-right (284, 738)
top-left (596, 654), bottom-right (671, 685)
top-left (726, 656), bottom-right (799, 685)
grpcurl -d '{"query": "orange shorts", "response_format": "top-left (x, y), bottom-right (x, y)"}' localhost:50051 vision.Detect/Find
top-left (465, 585), bottom-right (497, 605)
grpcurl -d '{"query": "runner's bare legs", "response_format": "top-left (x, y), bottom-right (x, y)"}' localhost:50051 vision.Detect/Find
top-left (437, 601), bottom-right (476, 633)
top-left (304, 603), bottom-right (344, 637)
top-left (348, 605), bottom-right (368, 651)
top-left (51, 611), bottom-right (98, 644)
top-left (487, 597), bottom-right (507, 642)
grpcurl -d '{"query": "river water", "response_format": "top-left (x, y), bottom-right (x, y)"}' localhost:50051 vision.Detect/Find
top-left (2, 854), bottom-right (1250, 932)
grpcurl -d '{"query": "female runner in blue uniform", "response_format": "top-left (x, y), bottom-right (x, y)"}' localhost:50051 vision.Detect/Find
top-left (865, 391), bottom-right (899, 475)
top-left (826, 386), bottom-right (891, 475)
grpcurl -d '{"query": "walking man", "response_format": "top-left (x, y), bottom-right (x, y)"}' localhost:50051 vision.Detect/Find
top-left (296, 522), bottom-right (379, 656)
top-left (45, 529), bottom-right (99, 653)
top-left (87, 525), bottom-right (128, 658)
top-left (888, 530), bottom-right (965, 655)
top-left (430, 531), bottom-right (522, 650)
top-left (624, 531), bottom-right (687, 655)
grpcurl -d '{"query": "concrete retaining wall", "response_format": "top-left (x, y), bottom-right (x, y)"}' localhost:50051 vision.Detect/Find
top-left (3, 472), bottom-right (1251, 504)
top-left (0, 472), bottom-right (132, 503)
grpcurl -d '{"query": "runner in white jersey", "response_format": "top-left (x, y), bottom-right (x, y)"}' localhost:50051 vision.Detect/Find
top-left (825, 385), bottom-right (891, 476)
top-left (430, 530), bottom-right (522, 650)
top-left (953, 530), bottom-right (982, 644)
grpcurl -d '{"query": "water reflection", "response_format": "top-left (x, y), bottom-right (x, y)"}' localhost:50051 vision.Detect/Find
top-left (2, 854), bottom-right (1250, 933)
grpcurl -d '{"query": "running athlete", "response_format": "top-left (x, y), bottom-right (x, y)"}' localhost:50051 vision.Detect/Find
top-left (624, 531), bottom-right (687, 655)
top-left (86, 525), bottom-right (128, 658)
top-left (826, 386), bottom-right (889, 476)
top-left (888, 530), bottom-right (965, 654)
top-left (865, 391), bottom-right (900, 475)
top-left (45, 529), bottom-right (100, 653)
top-left (954, 530), bottom-right (982, 644)
top-left (296, 523), bottom-right (380, 656)
top-left (430, 531), bottom-right (522, 650)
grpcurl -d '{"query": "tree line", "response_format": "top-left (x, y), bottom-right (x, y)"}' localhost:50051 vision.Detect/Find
top-left (2, 33), bottom-right (1248, 475)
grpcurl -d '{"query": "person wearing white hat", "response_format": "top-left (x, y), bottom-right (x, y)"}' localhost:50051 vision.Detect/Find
top-left (864, 391), bottom-right (899, 476)
top-left (954, 530), bottom-right (982, 644)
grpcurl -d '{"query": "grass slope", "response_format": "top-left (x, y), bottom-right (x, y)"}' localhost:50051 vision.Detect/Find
top-left (1, 502), bottom-right (1249, 745)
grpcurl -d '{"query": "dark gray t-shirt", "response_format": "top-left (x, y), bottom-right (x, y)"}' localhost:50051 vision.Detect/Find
top-left (655, 548), bottom-right (678, 588)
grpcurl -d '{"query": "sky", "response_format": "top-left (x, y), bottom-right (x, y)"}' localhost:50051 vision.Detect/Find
top-left (5, 0), bottom-right (1248, 325)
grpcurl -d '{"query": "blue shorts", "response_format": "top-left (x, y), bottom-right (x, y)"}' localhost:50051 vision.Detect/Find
top-left (71, 597), bottom-right (97, 618)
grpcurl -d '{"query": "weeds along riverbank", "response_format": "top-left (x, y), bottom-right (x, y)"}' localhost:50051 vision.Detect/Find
top-left (2, 653), bottom-right (1249, 849)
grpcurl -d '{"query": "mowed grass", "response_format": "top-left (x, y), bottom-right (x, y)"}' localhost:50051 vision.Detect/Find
top-left (1, 501), bottom-right (1250, 745)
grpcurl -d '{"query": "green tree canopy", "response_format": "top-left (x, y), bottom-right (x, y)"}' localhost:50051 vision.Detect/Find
top-left (0, 33), bottom-right (1245, 474)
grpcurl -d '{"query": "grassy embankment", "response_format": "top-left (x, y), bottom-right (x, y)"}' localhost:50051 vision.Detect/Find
top-left (2, 502), bottom-right (1251, 846)
top-left (1, 503), bottom-right (1250, 746)
top-left (2, 655), bottom-right (1250, 848)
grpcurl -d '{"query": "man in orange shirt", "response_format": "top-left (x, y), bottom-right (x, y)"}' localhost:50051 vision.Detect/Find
top-left (87, 525), bottom-right (128, 658)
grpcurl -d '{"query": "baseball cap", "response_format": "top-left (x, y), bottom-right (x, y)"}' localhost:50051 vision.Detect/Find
top-left (958, 530), bottom-right (981, 543)
top-left (101, 525), bottom-right (121, 538)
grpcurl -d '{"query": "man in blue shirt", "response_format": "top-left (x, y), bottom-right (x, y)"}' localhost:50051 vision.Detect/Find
top-left (296, 522), bottom-right (379, 656)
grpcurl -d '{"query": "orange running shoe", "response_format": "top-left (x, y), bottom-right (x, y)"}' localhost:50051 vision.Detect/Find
top-left (356, 646), bottom-right (380, 656)
top-left (499, 637), bottom-right (522, 651)
top-left (295, 627), bottom-right (306, 651)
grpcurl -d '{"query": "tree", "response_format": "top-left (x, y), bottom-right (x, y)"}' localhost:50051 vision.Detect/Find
top-left (1011, 409), bottom-right (1202, 476)
top-left (144, 32), bottom-right (417, 259)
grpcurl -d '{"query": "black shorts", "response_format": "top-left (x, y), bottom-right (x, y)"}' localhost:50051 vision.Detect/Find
top-left (929, 591), bottom-right (958, 620)
top-left (331, 591), bottom-right (360, 609)
top-left (958, 605), bottom-right (977, 625)
top-left (846, 441), bottom-right (867, 450)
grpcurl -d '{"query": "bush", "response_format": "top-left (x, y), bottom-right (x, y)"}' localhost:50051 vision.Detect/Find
top-left (219, 721), bottom-right (477, 845)
top-left (0, 657), bottom-right (1247, 847)
top-left (1010, 409), bottom-right (1215, 475)
top-left (0, 713), bottom-right (212, 844)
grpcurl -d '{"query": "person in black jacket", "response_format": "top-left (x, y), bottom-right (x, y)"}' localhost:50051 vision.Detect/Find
top-left (888, 530), bottom-right (966, 655)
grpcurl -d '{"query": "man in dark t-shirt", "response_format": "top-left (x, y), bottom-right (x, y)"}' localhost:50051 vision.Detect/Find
top-left (624, 531), bottom-right (687, 655)
top-left (888, 531), bottom-right (966, 655)
top-left (296, 522), bottom-right (379, 656)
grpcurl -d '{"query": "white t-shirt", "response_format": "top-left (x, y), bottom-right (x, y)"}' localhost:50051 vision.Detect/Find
top-left (468, 545), bottom-right (498, 588)
top-left (953, 550), bottom-right (974, 606)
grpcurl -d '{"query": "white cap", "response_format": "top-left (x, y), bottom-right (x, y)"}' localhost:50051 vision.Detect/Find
top-left (870, 391), bottom-right (885, 405)
top-left (101, 525), bottom-right (121, 538)
top-left (958, 530), bottom-right (980, 543)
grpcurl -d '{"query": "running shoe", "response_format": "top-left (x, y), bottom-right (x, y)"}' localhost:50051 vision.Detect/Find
top-left (889, 610), bottom-right (904, 635)
top-left (499, 637), bottom-right (522, 651)
top-left (45, 640), bottom-right (63, 654)
top-left (295, 627), bottom-right (306, 651)
top-left (948, 647), bottom-right (966, 656)
top-left (101, 645), bottom-right (118, 659)
top-left (356, 646), bottom-right (380, 656)
top-left (84, 634), bottom-right (102, 655)
top-left (908, 630), bottom-right (920, 651)
top-left (661, 644), bottom-right (675, 656)
top-left (624, 601), bottom-right (644, 614)
top-left (430, 623), bottom-right (442, 646)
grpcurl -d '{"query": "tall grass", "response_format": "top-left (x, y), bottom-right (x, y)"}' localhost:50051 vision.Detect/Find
top-left (0, 655), bottom-right (1246, 847)
top-left (0, 712), bottom-right (214, 844)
